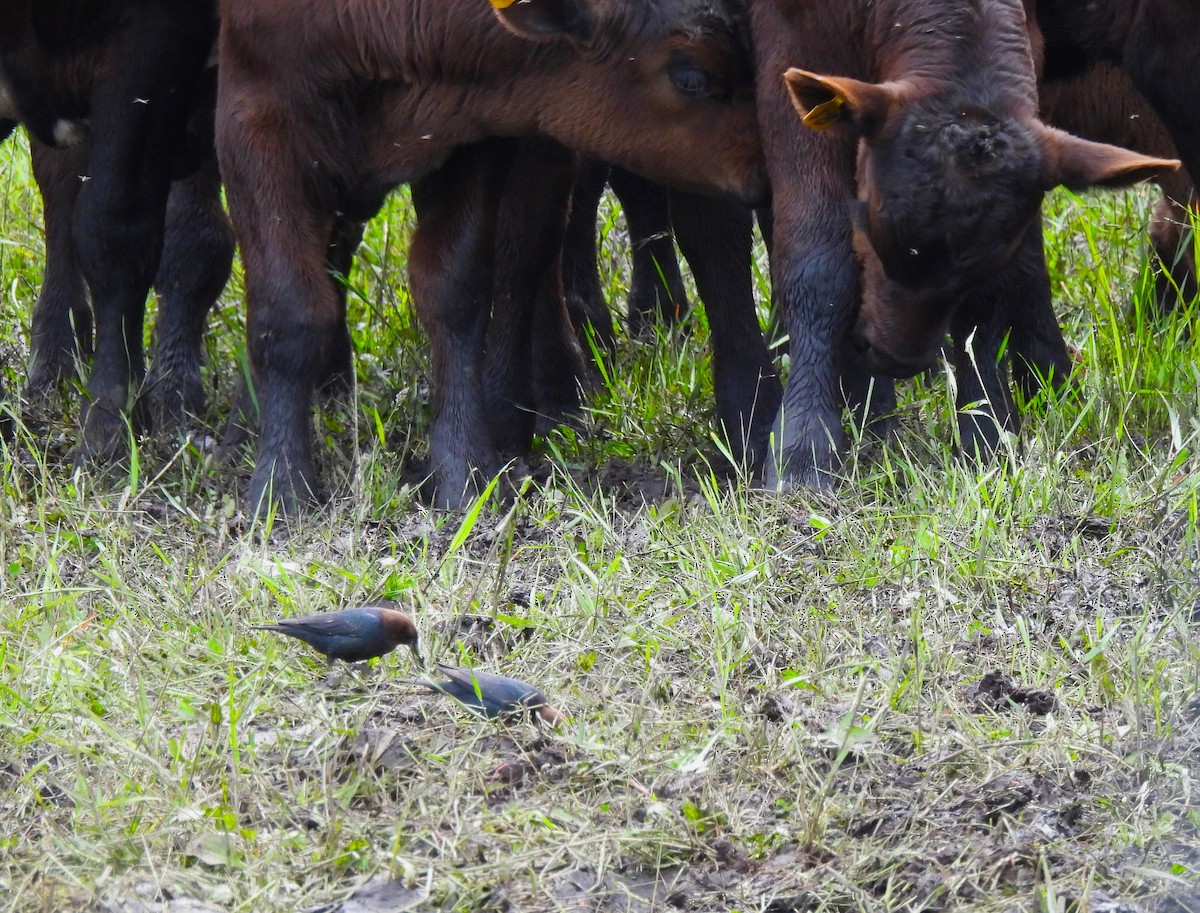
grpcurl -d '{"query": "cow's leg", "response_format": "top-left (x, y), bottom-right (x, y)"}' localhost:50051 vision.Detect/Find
top-left (485, 139), bottom-right (580, 455)
top-left (562, 159), bottom-right (616, 355)
top-left (218, 213), bottom-right (363, 464)
top-left (951, 243), bottom-right (1060, 461)
top-left (668, 190), bottom-right (779, 468)
top-left (951, 304), bottom-right (1016, 463)
top-left (218, 89), bottom-right (347, 512)
top-left (72, 126), bottom-right (172, 461)
top-left (410, 141), bottom-right (514, 507)
top-left (1005, 219), bottom-right (1074, 401)
top-left (141, 151), bottom-right (234, 430)
top-left (319, 215), bottom-right (364, 396)
top-left (72, 15), bottom-right (211, 463)
top-left (26, 139), bottom-right (90, 404)
top-left (608, 167), bottom-right (690, 334)
top-left (760, 151), bottom-right (861, 489)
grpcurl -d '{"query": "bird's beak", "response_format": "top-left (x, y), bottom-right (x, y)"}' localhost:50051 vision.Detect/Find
top-left (409, 640), bottom-right (427, 669)
top-left (536, 704), bottom-right (564, 728)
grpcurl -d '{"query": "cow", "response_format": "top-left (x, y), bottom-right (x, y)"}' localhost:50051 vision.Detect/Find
top-left (1036, 0), bottom-right (1200, 184)
top-left (1038, 70), bottom-right (1195, 314)
top-left (216, 0), bottom-right (766, 512)
top-left (23, 138), bottom-right (233, 436)
top-left (752, 0), bottom-right (1178, 488)
top-left (0, 0), bottom-right (223, 460)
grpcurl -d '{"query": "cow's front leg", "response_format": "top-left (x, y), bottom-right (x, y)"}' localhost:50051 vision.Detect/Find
top-left (410, 142), bottom-right (514, 508)
top-left (218, 91), bottom-right (344, 514)
top-left (951, 316), bottom-right (1016, 463)
top-left (670, 189), bottom-right (781, 469)
top-left (143, 150), bottom-right (234, 430)
top-left (1006, 218), bottom-right (1073, 401)
top-left (26, 140), bottom-right (90, 409)
top-left (952, 239), bottom-right (1051, 460)
top-left (72, 115), bottom-right (171, 462)
top-left (484, 138), bottom-right (580, 455)
top-left (609, 167), bottom-right (690, 333)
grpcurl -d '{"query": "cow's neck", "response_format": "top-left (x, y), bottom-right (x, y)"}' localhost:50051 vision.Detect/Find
top-left (870, 0), bottom-right (1039, 115)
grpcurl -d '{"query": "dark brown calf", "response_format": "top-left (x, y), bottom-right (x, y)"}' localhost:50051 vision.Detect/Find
top-left (1041, 65), bottom-right (1197, 311)
top-left (1037, 0), bottom-right (1200, 183)
top-left (751, 0), bottom-right (1176, 487)
top-left (24, 140), bottom-right (233, 434)
top-left (217, 0), bottom-right (766, 511)
top-left (0, 0), bottom-right (222, 459)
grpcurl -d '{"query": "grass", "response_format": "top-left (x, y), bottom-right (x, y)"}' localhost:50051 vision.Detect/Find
top-left (1, 133), bottom-right (1199, 913)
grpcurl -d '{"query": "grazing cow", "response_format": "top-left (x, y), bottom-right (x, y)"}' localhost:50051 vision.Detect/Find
top-left (751, 0), bottom-right (1177, 487)
top-left (0, 0), bottom-right (223, 458)
top-left (217, 0), bottom-right (766, 511)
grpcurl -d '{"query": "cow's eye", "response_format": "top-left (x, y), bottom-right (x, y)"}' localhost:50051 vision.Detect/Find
top-left (669, 61), bottom-right (711, 98)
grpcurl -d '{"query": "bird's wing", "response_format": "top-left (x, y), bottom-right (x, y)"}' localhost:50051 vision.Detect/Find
top-left (436, 664), bottom-right (486, 699)
top-left (280, 612), bottom-right (369, 635)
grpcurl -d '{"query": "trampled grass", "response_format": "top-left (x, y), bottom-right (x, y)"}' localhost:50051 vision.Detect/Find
top-left (0, 134), bottom-right (1198, 913)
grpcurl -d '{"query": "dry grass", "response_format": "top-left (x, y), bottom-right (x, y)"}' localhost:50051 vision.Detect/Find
top-left (0, 134), bottom-right (1198, 913)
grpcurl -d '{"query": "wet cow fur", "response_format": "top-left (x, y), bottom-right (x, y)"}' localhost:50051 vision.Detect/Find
top-left (0, 0), bottom-right (224, 460)
top-left (750, 0), bottom-right (1176, 488)
top-left (216, 0), bottom-right (765, 512)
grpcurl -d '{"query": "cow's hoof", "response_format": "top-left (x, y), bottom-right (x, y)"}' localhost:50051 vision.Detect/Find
top-left (248, 458), bottom-right (321, 518)
top-left (141, 370), bottom-right (205, 434)
top-left (763, 447), bottom-right (840, 493)
top-left (430, 461), bottom-right (506, 511)
top-left (78, 402), bottom-right (128, 464)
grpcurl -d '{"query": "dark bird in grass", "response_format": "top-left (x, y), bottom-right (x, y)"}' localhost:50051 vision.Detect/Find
top-left (405, 663), bottom-right (563, 726)
top-left (253, 602), bottom-right (422, 666)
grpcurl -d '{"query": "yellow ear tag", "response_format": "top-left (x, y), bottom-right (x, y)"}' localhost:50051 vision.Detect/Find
top-left (802, 95), bottom-right (846, 131)
top-left (489, 0), bottom-right (517, 8)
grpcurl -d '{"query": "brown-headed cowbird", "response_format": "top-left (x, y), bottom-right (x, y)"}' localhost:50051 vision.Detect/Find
top-left (405, 663), bottom-right (562, 726)
top-left (253, 602), bottom-right (421, 666)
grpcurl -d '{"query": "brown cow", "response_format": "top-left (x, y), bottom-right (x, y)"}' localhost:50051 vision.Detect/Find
top-left (0, 0), bottom-right (222, 460)
top-left (23, 138), bottom-right (233, 435)
top-left (1036, 0), bottom-right (1200, 184)
top-left (1004, 0), bottom-right (1200, 392)
top-left (752, 0), bottom-right (1177, 487)
top-left (217, 0), bottom-right (766, 511)
top-left (1041, 70), bottom-right (1196, 312)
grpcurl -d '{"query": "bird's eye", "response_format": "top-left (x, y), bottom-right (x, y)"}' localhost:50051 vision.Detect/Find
top-left (669, 61), bottom-right (712, 98)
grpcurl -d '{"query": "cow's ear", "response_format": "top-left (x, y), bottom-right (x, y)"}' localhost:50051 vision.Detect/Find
top-left (784, 69), bottom-right (902, 137)
top-left (490, 0), bottom-right (592, 44)
top-left (1036, 124), bottom-right (1179, 190)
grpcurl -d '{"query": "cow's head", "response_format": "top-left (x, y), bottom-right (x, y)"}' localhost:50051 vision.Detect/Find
top-left (489, 0), bottom-right (765, 205)
top-left (784, 68), bottom-right (1178, 377)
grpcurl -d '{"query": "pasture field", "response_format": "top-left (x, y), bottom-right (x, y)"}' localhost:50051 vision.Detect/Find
top-left (0, 134), bottom-right (1198, 913)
